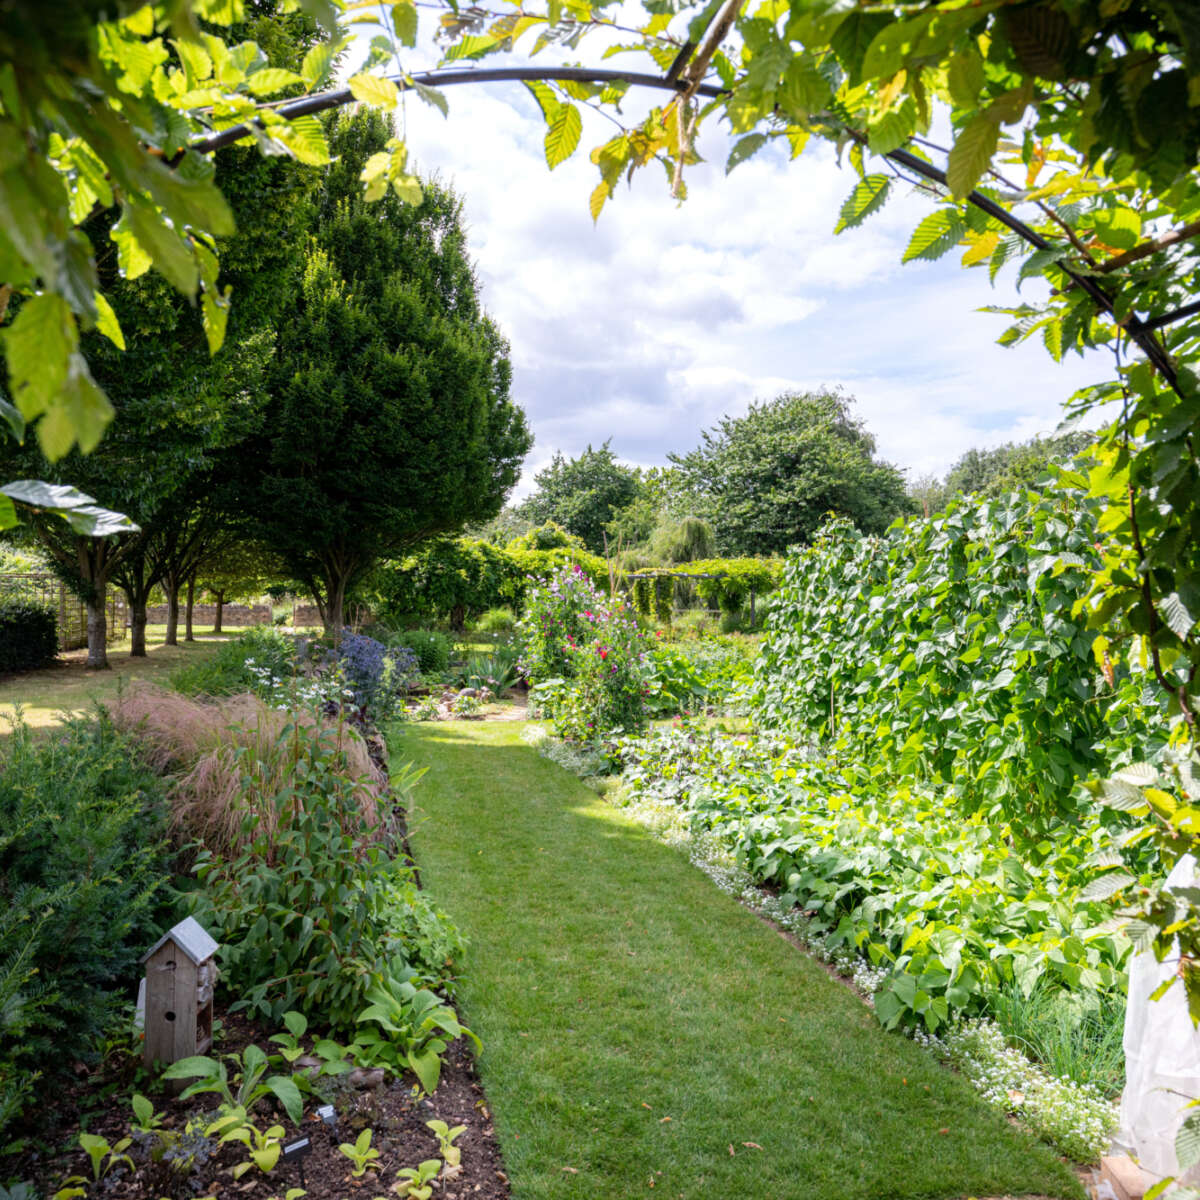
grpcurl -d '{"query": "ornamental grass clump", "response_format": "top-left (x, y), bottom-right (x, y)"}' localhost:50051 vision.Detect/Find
top-left (107, 683), bottom-right (383, 856)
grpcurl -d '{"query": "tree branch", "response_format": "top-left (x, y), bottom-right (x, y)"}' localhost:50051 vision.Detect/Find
top-left (678, 0), bottom-right (741, 101)
top-left (1096, 219), bottom-right (1200, 274)
top-left (189, 67), bottom-right (724, 156)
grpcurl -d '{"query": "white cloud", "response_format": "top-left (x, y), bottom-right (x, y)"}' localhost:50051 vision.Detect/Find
top-left (337, 34), bottom-right (1106, 498)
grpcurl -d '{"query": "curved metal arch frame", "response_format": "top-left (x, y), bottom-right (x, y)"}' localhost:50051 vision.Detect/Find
top-left (191, 65), bottom-right (1180, 395)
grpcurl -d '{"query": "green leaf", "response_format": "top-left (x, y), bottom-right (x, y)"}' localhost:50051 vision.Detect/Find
top-left (201, 284), bottom-right (230, 354)
top-left (830, 11), bottom-right (891, 86)
top-left (194, 0), bottom-right (245, 23)
top-left (407, 78), bottom-right (448, 118)
top-left (589, 181), bottom-right (608, 223)
top-left (902, 209), bottom-right (965, 263)
top-left (946, 112), bottom-right (1000, 199)
top-left (162, 1055), bottom-right (222, 1080)
top-left (392, 1), bottom-right (418, 48)
top-left (867, 99), bottom-right (918, 156)
top-left (111, 218), bottom-right (153, 280)
top-left (726, 133), bottom-right (767, 175)
top-left (349, 72), bottom-right (399, 109)
top-left (3, 292), bottom-right (75, 422)
top-left (300, 41), bottom-right (336, 89)
top-left (1161, 591), bottom-right (1196, 640)
top-left (1176, 1112), bottom-right (1200, 1170)
top-left (246, 67), bottom-right (303, 96)
top-left (277, 115), bottom-right (331, 165)
top-left (94, 292), bottom-right (125, 350)
top-left (947, 46), bottom-right (985, 108)
top-left (407, 1046), bottom-right (442, 1094)
top-left (1079, 870), bottom-right (1136, 901)
top-left (1090, 206), bottom-right (1142, 251)
top-left (131, 1095), bottom-right (154, 1126)
top-left (282, 1010), bottom-right (307, 1038)
top-left (124, 199), bottom-right (198, 294)
top-left (266, 1076), bottom-right (304, 1125)
top-left (834, 174), bottom-right (891, 233)
top-left (544, 102), bottom-right (582, 169)
top-left (442, 34), bottom-right (498, 62)
top-left (1041, 318), bottom-right (1063, 362)
top-left (524, 80), bottom-right (560, 124)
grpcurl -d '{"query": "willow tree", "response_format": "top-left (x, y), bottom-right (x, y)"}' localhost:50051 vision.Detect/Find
top-left (243, 110), bottom-right (531, 633)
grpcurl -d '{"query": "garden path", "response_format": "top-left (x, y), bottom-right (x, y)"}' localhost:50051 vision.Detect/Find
top-left (393, 720), bottom-right (1084, 1200)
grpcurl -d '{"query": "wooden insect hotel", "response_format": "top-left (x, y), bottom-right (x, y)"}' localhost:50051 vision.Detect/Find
top-left (141, 916), bottom-right (218, 1073)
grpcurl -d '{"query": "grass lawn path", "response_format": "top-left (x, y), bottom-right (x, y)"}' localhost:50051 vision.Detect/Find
top-left (0, 628), bottom-right (230, 733)
top-left (394, 721), bottom-right (1082, 1200)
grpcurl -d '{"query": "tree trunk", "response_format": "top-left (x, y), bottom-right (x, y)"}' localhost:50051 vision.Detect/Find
top-left (213, 589), bottom-right (225, 634)
top-left (324, 575), bottom-right (347, 639)
top-left (165, 577), bottom-right (180, 646)
top-left (185, 574), bottom-right (196, 642)
top-left (85, 597), bottom-right (109, 670)
top-left (129, 601), bottom-right (148, 657)
top-left (450, 604), bottom-right (466, 632)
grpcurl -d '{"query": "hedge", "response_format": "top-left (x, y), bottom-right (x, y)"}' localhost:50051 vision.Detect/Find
top-left (0, 602), bottom-right (57, 674)
top-left (369, 538), bottom-right (608, 627)
top-left (628, 559), bottom-right (784, 616)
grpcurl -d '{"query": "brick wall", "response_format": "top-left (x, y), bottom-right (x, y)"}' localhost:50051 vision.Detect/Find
top-left (146, 603), bottom-right (271, 626)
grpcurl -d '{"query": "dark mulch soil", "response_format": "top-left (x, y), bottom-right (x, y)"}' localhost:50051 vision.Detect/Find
top-left (12, 1007), bottom-right (510, 1200)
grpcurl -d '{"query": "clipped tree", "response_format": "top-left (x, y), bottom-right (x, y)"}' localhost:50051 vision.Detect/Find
top-left (243, 110), bottom-right (531, 633)
top-left (517, 440), bottom-right (640, 553)
top-left (670, 391), bottom-right (912, 556)
top-left (507, 521), bottom-right (584, 552)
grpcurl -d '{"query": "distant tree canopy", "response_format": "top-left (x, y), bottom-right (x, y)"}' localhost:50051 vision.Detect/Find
top-left (907, 430), bottom-right (1097, 517)
top-left (944, 431), bottom-right (1096, 500)
top-left (241, 110), bottom-right (531, 633)
top-left (668, 391), bottom-right (912, 557)
top-left (517, 441), bottom-right (640, 553)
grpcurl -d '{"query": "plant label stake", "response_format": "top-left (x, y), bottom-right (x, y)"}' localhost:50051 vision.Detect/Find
top-left (283, 1136), bottom-right (312, 1190)
top-left (140, 916), bottom-right (219, 1086)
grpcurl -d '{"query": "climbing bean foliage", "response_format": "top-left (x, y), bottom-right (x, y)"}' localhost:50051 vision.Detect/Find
top-left (754, 494), bottom-right (1167, 832)
top-left (617, 722), bottom-right (1129, 1033)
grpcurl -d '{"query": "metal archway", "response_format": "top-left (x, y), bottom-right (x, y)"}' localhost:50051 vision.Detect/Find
top-left (191, 60), bottom-right (1182, 396)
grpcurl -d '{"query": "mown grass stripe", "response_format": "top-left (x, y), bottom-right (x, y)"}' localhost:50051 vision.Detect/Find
top-left (394, 721), bottom-right (1082, 1200)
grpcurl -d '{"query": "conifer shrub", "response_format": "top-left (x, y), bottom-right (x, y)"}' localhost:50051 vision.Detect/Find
top-left (0, 716), bottom-right (175, 1144)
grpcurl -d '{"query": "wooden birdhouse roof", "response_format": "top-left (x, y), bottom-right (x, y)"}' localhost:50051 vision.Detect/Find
top-left (140, 916), bottom-right (218, 965)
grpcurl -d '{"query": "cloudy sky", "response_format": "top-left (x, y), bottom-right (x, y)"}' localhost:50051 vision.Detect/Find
top-left (353, 26), bottom-right (1107, 499)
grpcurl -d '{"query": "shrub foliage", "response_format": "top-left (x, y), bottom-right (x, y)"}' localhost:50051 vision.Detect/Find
top-left (0, 602), bottom-right (57, 674)
top-left (0, 717), bottom-right (175, 1143)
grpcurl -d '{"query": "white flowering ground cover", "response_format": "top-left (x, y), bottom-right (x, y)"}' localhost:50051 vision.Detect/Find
top-left (521, 722), bottom-right (1118, 1164)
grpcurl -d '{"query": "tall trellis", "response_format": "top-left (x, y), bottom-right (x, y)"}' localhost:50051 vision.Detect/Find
top-left (0, 573), bottom-right (126, 651)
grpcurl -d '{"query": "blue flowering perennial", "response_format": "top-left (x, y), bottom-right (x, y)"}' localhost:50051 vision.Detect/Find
top-left (332, 630), bottom-right (420, 717)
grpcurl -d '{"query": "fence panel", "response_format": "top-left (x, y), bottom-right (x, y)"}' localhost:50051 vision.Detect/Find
top-left (0, 573), bottom-right (127, 650)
